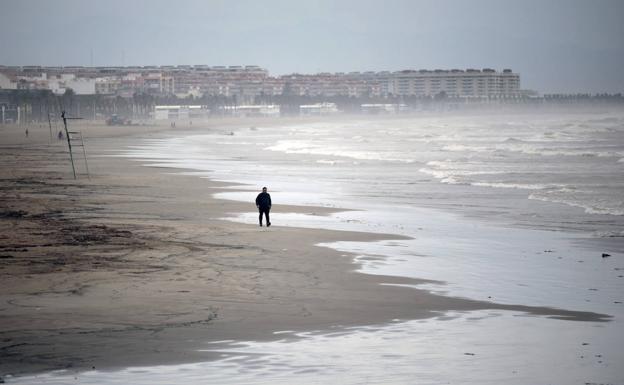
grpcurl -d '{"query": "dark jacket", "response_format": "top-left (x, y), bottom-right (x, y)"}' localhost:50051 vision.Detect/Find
top-left (256, 192), bottom-right (272, 209)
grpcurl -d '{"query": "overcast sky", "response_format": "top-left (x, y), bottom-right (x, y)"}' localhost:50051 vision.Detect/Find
top-left (1, 0), bottom-right (623, 93)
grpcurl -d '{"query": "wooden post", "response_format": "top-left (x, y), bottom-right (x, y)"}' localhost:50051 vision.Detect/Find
top-left (46, 101), bottom-right (53, 143)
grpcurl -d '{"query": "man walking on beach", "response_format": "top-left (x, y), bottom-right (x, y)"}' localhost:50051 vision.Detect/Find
top-left (256, 187), bottom-right (272, 227)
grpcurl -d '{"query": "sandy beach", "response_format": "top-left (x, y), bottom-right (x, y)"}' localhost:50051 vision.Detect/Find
top-left (0, 118), bottom-right (612, 379)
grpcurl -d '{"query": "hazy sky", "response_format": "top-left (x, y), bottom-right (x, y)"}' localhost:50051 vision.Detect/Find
top-left (1, 0), bottom-right (623, 93)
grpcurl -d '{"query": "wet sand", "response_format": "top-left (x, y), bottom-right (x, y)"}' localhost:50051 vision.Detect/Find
top-left (0, 119), bottom-right (610, 378)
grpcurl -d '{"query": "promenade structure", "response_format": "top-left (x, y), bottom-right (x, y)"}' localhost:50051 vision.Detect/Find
top-left (0, 65), bottom-right (521, 101)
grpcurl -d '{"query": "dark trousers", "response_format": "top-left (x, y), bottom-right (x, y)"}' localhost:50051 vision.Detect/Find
top-left (258, 208), bottom-right (270, 225)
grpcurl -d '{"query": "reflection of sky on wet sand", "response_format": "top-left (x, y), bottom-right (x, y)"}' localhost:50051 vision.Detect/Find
top-left (226, 208), bottom-right (623, 316)
top-left (9, 311), bottom-right (623, 384)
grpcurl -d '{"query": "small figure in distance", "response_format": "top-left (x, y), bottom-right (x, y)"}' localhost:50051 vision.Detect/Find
top-left (58, 130), bottom-right (64, 140)
top-left (25, 128), bottom-right (29, 138)
top-left (256, 186), bottom-right (272, 227)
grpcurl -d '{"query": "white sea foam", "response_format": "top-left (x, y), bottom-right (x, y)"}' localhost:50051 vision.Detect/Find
top-left (472, 182), bottom-right (567, 190)
top-left (528, 193), bottom-right (624, 216)
top-left (265, 140), bottom-right (415, 162)
top-left (442, 144), bottom-right (490, 152)
top-left (418, 167), bottom-right (506, 179)
top-left (316, 159), bottom-right (338, 165)
top-left (421, 167), bottom-right (571, 191)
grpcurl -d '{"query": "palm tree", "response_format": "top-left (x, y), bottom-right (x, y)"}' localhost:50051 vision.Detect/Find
top-left (62, 88), bottom-right (76, 116)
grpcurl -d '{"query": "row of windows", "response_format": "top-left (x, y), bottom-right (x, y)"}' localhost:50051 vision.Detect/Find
top-left (396, 78), bottom-right (519, 84)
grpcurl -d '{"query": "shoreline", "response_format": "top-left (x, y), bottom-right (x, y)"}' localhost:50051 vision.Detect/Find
top-left (0, 119), bottom-right (613, 378)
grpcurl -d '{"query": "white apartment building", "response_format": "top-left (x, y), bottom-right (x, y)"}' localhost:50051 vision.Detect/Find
top-left (0, 72), bottom-right (17, 89)
top-left (95, 77), bottom-right (122, 95)
top-left (388, 69), bottom-right (520, 98)
top-left (143, 73), bottom-right (175, 95)
top-left (48, 74), bottom-right (96, 95)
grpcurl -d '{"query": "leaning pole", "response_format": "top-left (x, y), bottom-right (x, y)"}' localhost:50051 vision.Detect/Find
top-left (61, 110), bottom-right (77, 179)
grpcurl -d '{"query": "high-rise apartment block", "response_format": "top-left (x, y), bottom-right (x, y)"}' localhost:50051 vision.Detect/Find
top-left (388, 69), bottom-right (519, 97)
top-left (0, 65), bottom-right (520, 101)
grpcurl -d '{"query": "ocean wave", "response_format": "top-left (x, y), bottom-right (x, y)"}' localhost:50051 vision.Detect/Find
top-left (440, 175), bottom-right (467, 185)
top-left (425, 160), bottom-right (454, 169)
top-left (418, 168), bottom-right (450, 179)
top-left (538, 131), bottom-right (591, 141)
top-left (264, 140), bottom-right (311, 152)
top-left (587, 117), bottom-right (620, 124)
top-left (265, 141), bottom-right (415, 163)
top-left (418, 167), bottom-right (506, 179)
top-left (422, 161), bottom-right (575, 192)
top-left (441, 144), bottom-right (490, 152)
top-left (510, 147), bottom-right (624, 158)
top-left (443, 142), bottom-right (623, 158)
top-left (424, 160), bottom-right (513, 175)
top-left (593, 230), bottom-right (624, 238)
top-left (215, 141), bottom-right (257, 145)
top-left (528, 194), bottom-right (624, 216)
top-left (472, 182), bottom-right (567, 190)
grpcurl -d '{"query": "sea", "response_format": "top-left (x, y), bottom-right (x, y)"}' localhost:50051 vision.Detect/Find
top-left (11, 109), bottom-right (624, 384)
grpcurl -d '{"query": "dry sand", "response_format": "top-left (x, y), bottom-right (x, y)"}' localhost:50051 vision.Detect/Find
top-left (0, 119), bottom-right (609, 377)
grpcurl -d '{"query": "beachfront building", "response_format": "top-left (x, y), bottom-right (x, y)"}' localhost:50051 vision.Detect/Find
top-left (388, 69), bottom-right (520, 98)
top-left (0, 104), bottom-right (16, 124)
top-left (0, 91), bottom-right (17, 124)
top-left (143, 73), bottom-right (175, 95)
top-left (48, 74), bottom-right (96, 95)
top-left (95, 77), bottom-right (122, 95)
top-left (299, 102), bottom-right (339, 116)
top-left (172, 65), bottom-right (270, 103)
top-left (281, 73), bottom-right (376, 98)
top-left (0, 65), bottom-right (523, 101)
top-left (0, 72), bottom-right (17, 90)
top-left (218, 104), bottom-right (280, 117)
top-left (361, 103), bottom-right (409, 114)
top-left (154, 105), bottom-right (210, 120)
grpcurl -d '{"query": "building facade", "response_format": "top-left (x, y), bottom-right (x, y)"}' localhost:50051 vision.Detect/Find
top-left (388, 69), bottom-right (520, 98)
top-left (0, 65), bottom-right (521, 100)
